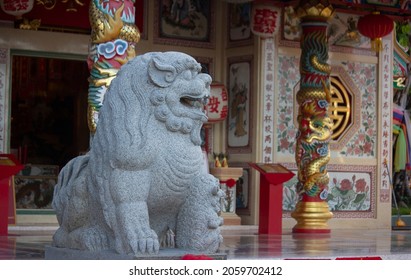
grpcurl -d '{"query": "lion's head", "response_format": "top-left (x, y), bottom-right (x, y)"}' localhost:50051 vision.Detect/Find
top-left (147, 52), bottom-right (211, 145)
top-left (97, 52), bottom-right (212, 158)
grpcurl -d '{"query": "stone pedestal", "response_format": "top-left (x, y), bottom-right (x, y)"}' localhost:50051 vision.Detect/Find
top-left (45, 246), bottom-right (227, 260)
top-left (210, 167), bottom-right (243, 225)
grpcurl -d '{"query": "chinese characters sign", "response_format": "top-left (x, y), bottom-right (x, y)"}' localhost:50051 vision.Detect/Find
top-left (261, 38), bottom-right (275, 163)
top-left (379, 38), bottom-right (392, 203)
top-left (251, 4), bottom-right (280, 38)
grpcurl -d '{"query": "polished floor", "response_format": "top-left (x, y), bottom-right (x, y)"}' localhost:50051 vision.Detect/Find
top-left (2, 225), bottom-right (411, 260)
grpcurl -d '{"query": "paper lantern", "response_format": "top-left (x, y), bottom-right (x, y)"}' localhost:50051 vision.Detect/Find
top-left (0, 0), bottom-right (34, 18)
top-left (357, 11), bottom-right (394, 52)
top-left (205, 82), bottom-right (228, 125)
top-left (251, 0), bottom-right (281, 37)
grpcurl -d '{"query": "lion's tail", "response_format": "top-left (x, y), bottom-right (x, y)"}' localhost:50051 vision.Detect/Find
top-left (52, 154), bottom-right (90, 225)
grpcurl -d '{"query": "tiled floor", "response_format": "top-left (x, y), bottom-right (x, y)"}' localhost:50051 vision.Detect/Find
top-left (2, 225), bottom-right (411, 260)
top-left (220, 226), bottom-right (411, 259)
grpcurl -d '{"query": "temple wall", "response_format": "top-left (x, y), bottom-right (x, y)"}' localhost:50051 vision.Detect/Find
top-left (250, 13), bottom-right (392, 229)
top-left (231, 9), bottom-right (395, 230)
top-left (0, 2), bottom-right (396, 230)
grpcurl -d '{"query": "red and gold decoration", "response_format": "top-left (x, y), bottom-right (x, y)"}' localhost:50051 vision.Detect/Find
top-left (205, 82), bottom-right (228, 125)
top-left (222, 178), bottom-right (237, 213)
top-left (0, 0), bottom-right (34, 18)
top-left (87, 0), bottom-right (140, 133)
top-left (357, 11), bottom-right (394, 52)
top-left (291, 0), bottom-right (334, 233)
top-left (36, 0), bottom-right (84, 12)
top-left (251, 0), bottom-right (281, 38)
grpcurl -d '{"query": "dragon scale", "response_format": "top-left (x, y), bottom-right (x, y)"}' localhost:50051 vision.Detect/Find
top-left (295, 19), bottom-right (332, 199)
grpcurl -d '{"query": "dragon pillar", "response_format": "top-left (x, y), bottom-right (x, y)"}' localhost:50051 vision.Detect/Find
top-left (87, 0), bottom-right (140, 134)
top-left (291, 0), bottom-right (334, 233)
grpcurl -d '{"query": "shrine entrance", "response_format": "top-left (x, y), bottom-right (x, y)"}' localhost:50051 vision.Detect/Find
top-left (10, 52), bottom-right (90, 170)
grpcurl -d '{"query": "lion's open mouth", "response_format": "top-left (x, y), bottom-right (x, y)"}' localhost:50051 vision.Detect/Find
top-left (180, 96), bottom-right (209, 110)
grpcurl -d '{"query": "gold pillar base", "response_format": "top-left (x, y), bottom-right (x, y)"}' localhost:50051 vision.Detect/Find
top-left (291, 201), bottom-right (333, 233)
top-left (292, 233), bottom-right (331, 255)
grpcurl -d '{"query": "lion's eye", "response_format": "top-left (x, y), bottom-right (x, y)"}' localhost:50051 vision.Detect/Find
top-left (182, 70), bottom-right (192, 80)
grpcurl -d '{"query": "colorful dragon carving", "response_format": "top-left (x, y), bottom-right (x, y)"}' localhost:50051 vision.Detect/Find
top-left (295, 26), bottom-right (332, 198)
top-left (87, 0), bottom-right (140, 133)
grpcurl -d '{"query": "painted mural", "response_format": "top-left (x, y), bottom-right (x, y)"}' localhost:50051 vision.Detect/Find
top-left (276, 55), bottom-right (377, 159)
top-left (284, 8), bottom-right (371, 50)
top-left (282, 164), bottom-right (375, 216)
top-left (276, 55), bottom-right (299, 156)
top-left (339, 62), bottom-right (377, 157)
top-left (227, 56), bottom-right (252, 153)
top-left (276, 54), bottom-right (378, 214)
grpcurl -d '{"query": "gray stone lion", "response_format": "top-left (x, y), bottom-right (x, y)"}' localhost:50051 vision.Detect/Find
top-left (52, 52), bottom-right (224, 255)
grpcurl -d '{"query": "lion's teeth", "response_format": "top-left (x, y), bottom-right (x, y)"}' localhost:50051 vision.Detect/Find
top-left (202, 96), bottom-right (209, 105)
top-left (181, 97), bottom-right (207, 109)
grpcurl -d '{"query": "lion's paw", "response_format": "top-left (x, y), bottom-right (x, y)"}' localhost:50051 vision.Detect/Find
top-left (52, 227), bottom-right (69, 248)
top-left (81, 227), bottom-right (109, 251)
top-left (116, 227), bottom-right (160, 255)
top-left (136, 236), bottom-right (160, 254)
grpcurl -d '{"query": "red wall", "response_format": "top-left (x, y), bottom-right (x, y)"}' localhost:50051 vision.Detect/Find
top-left (0, 0), bottom-right (145, 33)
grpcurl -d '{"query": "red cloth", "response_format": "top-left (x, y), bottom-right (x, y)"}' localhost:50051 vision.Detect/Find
top-left (181, 254), bottom-right (214, 260)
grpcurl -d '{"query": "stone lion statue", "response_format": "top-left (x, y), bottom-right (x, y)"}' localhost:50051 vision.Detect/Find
top-left (52, 52), bottom-right (224, 255)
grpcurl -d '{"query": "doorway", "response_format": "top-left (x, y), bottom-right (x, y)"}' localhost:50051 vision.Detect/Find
top-left (10, 52), bottom-right (90, 171)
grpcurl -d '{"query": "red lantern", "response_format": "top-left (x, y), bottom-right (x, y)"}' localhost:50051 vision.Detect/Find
top-left (205, 82), bottom-right (228, 125)
top-left (357, 11), bottom-right (394, 52)
top-left (0, 0), bottom-right (34, 18)
top-left (251, 0), bottom-right (281, 38)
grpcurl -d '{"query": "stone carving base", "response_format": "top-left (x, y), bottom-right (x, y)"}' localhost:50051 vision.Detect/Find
top-left (45, 246), bottom-right (227, 260)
